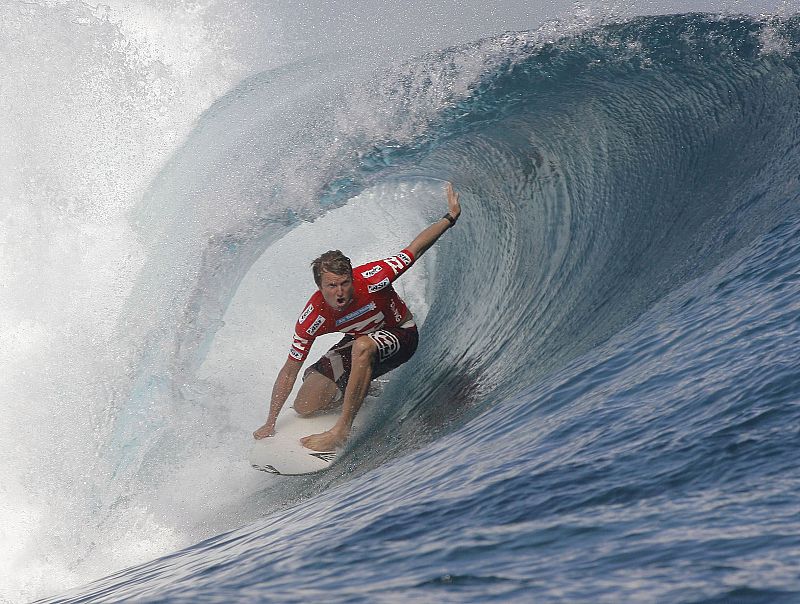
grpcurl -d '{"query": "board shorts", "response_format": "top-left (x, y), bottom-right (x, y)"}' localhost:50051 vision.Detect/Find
top-left (303, 321), bottom-right (419, 396)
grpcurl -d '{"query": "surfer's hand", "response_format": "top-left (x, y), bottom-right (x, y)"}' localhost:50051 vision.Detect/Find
top-left (253, 422), bottom-right (276, 439)
top-left (446, 182), bottom-right (461, 220)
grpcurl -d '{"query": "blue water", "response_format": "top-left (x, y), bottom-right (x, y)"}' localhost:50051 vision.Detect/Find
top-left (33, 12), bottom-right (800, 604)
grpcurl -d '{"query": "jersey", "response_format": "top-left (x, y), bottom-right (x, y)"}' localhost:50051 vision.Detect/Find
top-left (288, 249), bottom-right (416, 362)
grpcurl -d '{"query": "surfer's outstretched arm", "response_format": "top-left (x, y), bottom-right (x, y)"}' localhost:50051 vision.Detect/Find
top-left (254, 359), bottom-right (302, 439)
top-left (407, 182), bottom-right (461, 259)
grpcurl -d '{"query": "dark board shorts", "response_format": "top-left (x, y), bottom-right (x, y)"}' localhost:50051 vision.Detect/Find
top-left (303, 323), bottom-right (419, 394)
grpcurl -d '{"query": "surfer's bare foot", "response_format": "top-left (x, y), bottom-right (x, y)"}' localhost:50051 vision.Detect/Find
top-left (253, 423), bottom-right (276, 439)
top-left (301, 427), bottom-right (348, 451)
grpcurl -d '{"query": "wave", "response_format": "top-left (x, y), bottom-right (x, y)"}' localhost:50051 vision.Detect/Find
top-left (120, 12), bottom-right (800, 458)
top-left (377, 13), bottom-right (800, 443)
top-left (29, 12), bottom-right (800, 603)
top-left (100, 10), bottom-right (800, 508)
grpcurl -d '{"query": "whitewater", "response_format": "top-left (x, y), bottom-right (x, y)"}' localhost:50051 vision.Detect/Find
top-left (2, 1), bottom-right (800, 602)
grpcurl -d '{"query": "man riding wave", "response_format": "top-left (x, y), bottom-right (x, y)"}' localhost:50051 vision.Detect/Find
top-left (253, 183), bottom-right (461, 451)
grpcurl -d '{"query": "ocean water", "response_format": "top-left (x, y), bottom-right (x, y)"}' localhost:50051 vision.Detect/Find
top-left (3, 1), bottom-right (800, 603)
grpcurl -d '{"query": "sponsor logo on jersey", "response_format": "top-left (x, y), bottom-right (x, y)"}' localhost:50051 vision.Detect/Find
top-left (288, 347), bottom-right (303, 361)
top-left (306, 315), bottom-right (325, 335)
top-left (368, 278), bottom-right (390, 293)
top-left (361, 265), bottom-right (383, 278)
top-left (336, 301), bottom-right (376, 326)
top-left (389, 299), bottom-right (403, 322)
top-left (398, 252), bottom-right (412, 265)
top-left (298, 303), bottom-right (314, 323)
top-left (385, 256), bottom-right (405, 275)
top-left (292, 334), bottom-right (309, 351)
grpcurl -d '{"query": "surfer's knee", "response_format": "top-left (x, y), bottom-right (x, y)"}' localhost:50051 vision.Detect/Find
top-left (293, 397), bottom-right (316, 417)
top-left (352, 335), bottom-right (377, 361)
top-left (293, 371), bottom-right (338, 416)
top-left (294, 391), bottom-right (338, 416)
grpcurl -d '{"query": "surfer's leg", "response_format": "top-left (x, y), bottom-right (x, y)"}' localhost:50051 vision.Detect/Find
top-left (300, 326), bottom-right (419, 450)
top-left (336, 335), bottom-right (377, 430)
top-left (294, 335), bottom-right (354, 416)
top-left (293, 370), bottom-right (340, 416)
top-left (301, 335), bottom-right (377, 451)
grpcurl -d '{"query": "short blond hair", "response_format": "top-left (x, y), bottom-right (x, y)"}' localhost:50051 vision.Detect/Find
top-left (311, 250), bottom-right (352, 286)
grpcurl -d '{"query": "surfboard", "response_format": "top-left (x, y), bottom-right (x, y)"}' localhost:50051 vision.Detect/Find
top-left (248, 407), bottom-right (364, 475)
top-left (248, 379), bottom-right (385, 475)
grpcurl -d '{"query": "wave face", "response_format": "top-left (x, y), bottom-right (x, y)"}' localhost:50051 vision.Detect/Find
top-left (17, 12), bottom-right (800, 604)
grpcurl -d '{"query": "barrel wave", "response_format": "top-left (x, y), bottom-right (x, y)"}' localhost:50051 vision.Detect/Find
top-left (32, 13), bottom-right (800, 604)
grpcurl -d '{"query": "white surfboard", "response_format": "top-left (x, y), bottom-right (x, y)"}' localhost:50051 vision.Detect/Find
top-left (248, 408), bottom-right (365, 475)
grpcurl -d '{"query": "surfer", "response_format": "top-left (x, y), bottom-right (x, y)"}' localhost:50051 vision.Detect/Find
top-left (253, 182), bottom-right (462, 451)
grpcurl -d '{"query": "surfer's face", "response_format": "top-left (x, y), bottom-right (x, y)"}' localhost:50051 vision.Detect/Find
top-left (320, 271), bottom-right (354, 310)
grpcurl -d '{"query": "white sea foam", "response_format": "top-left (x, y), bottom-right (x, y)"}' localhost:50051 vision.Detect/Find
top-left (0, 1), bottom-right (282, 601)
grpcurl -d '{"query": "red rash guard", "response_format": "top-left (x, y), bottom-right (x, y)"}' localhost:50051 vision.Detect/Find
top-left (288, 249), bottom-right (416, 362)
